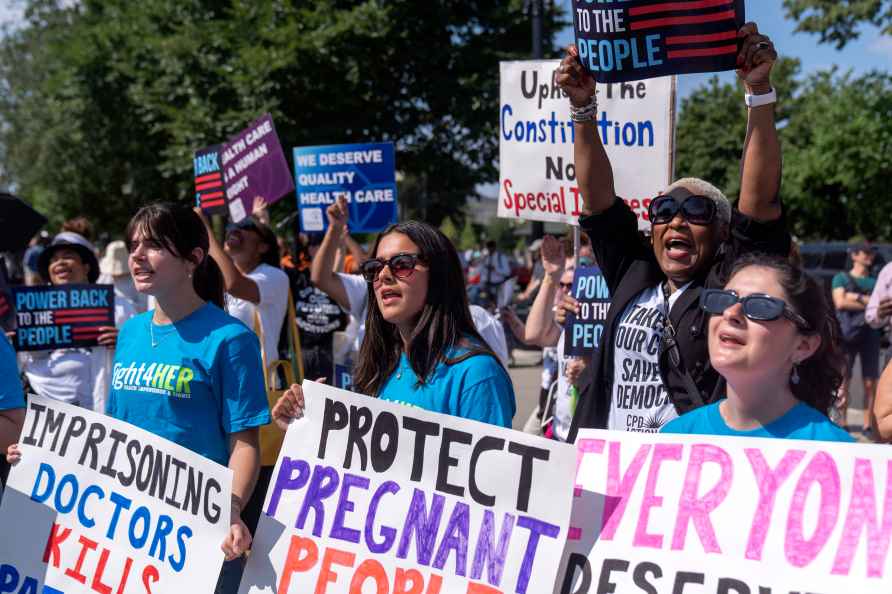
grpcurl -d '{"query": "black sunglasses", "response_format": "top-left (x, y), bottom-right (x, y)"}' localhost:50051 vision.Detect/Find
top-left (648, 195), bottom-right (717, 226)
top-left (360, 253), bottom-right (424, 283)
top-left (700, 289), bottom-right (811, 330)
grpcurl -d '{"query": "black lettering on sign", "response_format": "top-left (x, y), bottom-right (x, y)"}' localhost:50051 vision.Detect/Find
top-left (596, 558), bottom-right (629, 594)
top-left (370, 411), bottom-right (399, 473)
top-left (21, 402), bottom-right (46, 446)
top-left (345, 404), bottom-right (373, 470)
top-left (403, 416), bottom-right (440, 482)
top-left (318, 398), bottom-right (348, 460)
top-left (468, 436), bottom-right (505, 507)
top-left (508, 442), bottom-right (550, 513)
top-left (560, 553), bottom-right (592, 594)
top-left (436, 428), bottom-right (472, 497)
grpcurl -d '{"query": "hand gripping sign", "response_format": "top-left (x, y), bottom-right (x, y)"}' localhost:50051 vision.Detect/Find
top-left (239, 381), bottom-right (577, 594)
top-left (557, 429), bottom-right (892, 594)
top-left (498, 60), bottom-right (673, 230)
top-left (0, 395), bottom-right (232, 594)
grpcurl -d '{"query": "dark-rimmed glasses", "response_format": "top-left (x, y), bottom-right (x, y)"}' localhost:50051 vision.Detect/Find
top-left (648, 195), bottom-right (717, 226)
top-left (700, 289), bottom-right (810, 331)
top-left (360, 253), bottom-right (424, 283)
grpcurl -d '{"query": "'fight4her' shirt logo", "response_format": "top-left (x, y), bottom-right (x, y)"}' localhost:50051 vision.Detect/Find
top-left (112, 361), bottom-right (195, 399)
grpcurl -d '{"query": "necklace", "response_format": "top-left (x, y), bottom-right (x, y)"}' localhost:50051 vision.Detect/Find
top-left (149, 318), bottom-right (176, 348)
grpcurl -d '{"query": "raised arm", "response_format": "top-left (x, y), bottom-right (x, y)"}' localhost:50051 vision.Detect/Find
top-left (310, 195), bottom-right (351, 310)
top-left (556, 46), bottom-right (615, 216)
top-left (736, 23), bottom-right (782, 222)
top-left (524, 235), bottom-right (565, 347)
top-left (195, 208), bottom-right (261, 303)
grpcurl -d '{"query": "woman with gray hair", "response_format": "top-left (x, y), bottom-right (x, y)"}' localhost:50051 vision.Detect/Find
top-left (556, 22), bottom-right (791, 440)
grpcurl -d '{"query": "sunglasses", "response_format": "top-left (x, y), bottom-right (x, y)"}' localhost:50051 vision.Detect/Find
top-left (559, 282), bottom-right (573, 291)
top-left (648, 195), bottom-right (717, 226)
top-left (700, 289), bottom-right (811, 330)
top-left (360, 253), bottom-right (425, 283)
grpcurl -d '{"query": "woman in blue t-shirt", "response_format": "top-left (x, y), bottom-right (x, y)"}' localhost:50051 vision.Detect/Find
top-left (662, 253), bottom-right (852, 442)
top-left (272, 220), bottom-right (515, 428)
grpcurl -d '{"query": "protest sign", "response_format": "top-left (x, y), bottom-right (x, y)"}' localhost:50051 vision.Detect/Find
top-left (194, 144), bottom-right (227, 215)
top-left (221, 113), bottom-right (295, 222)
top-left (12, 284), bottom-right (114, 351)
top-left (293, 142), bottom-right (397, 233)
top-left (498, 60), bottom-right (673, 229)
top-left (239, 381), bottom-right (576, 594)
top-left (557, 429), bottom-right (892, 594)
top-left (572, 0), bottom-right (746, 83)
top-left (0, 395), bottom-right (232, 594)
top-left (563, 266), bottom-right (609, 357)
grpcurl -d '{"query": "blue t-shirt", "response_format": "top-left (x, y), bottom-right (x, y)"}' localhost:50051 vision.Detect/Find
top-left (0, 336), bottom-right (25, 411)
top-left (379, 349), bottom-right (516, 428)
top-left (661, 400), bottom-right (854, 443)
top-left (107, 303), bottom-right (271, 466)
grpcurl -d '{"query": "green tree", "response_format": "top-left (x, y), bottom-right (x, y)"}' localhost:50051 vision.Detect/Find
top-left (458, 216), bottom-right (477, 251)
top-left (783, 0), bottom-right (892, 48)
top-left (0, 0), bottom-right (567, 232)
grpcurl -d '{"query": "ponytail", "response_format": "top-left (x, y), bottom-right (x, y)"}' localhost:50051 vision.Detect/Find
top-left (194, 254), bottom-right (225, 309)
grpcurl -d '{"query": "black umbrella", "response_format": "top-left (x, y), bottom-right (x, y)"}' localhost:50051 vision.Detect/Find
top-left (0, 192), bottom-right (48, 252)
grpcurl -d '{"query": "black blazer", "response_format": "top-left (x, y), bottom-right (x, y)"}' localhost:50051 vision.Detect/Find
top-left (568, 198), bottom-right (791, 440)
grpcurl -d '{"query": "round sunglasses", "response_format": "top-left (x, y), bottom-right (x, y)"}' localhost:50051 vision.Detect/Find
top-left (360, 252), bottom-right (424, 283)
top-left (648, 194), bottom-right (717, 226)
top-left (700, 289), bottom-right (810, 331)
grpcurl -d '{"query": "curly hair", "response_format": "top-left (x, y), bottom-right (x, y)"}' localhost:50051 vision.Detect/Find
top-left (728, 253), bottom-right (845, 415)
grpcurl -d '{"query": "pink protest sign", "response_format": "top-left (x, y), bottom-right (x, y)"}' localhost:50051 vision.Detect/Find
top-left (558, 430), bottom-right (891, 594)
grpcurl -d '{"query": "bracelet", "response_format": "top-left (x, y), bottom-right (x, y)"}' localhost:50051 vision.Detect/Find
top-left (744, 87), bottom-right (777, 108)
top-left (570, 93), bottom-right (599, 123)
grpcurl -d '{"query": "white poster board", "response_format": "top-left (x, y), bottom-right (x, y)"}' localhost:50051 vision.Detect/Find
top-left (0, 394), bottom-right (232, 594)
top-left (240, 381), bottom-right (577, 594)
top-left (557, 429), bottom-right (892, 594)
top-left (499, 60), bottom-right (674, 229)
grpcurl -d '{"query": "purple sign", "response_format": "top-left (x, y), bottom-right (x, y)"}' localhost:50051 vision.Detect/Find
top-left (220, 113), bottom-right (295, 222)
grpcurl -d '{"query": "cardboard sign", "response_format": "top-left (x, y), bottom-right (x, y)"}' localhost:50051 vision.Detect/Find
top-left (12, 284), bottom-right (114, 351)
top-left (563, 266), bottom-right (610, 357)
top-left (498, 60), bottom-right (673, 229)
top-left (221, 113), bottom-right (295, 222)
top-left (239, 381), bottom-right (577, 594)
top-left (573, 0), bottom-right (746, 83)
top-left (0, 395), bottom-right (232, 594)
top-left (557, 429), bottom-right (892, 594)
top-left (194, 144), bottom-right (227, 215)
top-left (293, 142), bottom-right (398, 233)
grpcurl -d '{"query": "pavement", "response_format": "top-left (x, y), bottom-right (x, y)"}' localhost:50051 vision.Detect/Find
top-left (507, 348), bottom-right (876, 443)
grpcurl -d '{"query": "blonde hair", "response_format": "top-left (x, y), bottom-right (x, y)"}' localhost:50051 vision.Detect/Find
top-left (664, 177), bottom-right (731, 226)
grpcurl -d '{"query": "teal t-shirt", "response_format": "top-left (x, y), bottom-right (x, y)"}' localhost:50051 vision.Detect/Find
top-left (0, 336), bottom-right (24, 411)
top-left (661, 400), bottom-right (854, 443)
top-left (107, 303), bottom-right (271, 466)
top-left (832, 272), bottom-right (876, 294)
top-left (378, 348), bottom-right (516, 428)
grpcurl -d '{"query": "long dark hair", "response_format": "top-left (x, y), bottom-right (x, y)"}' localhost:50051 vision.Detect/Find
top-left (353, 221), bottom-right (499, 396)
top-left (727, 253), bottom-right (845, 415)
top-left (125, 203), bottom-right (225, 308)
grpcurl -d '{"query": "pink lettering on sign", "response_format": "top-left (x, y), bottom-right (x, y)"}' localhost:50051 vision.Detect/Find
top-left (744, 448), bottom-right (806, 561)
top-left (785, 451), bottom-right (841, 568)
top-left (600, 442), bottom-right (651, 541)
top-left (574, 439), bottom-right (606, 497)
top-left (671, 444), bottom-right (733, 554)
top-left (831, 458), bottom-right (892, 578)
top-left (634, 443), bottom-right (682, 549)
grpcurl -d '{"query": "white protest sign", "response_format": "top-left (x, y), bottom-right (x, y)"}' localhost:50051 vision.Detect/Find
top-left (499, 60), bottom-right (674, 229)
top-left (0, 395), bottom-right (232, 594)
top-left (557, 429), bottom-right (892, 594)
top-left (240, 381), bottom-right (577, 594)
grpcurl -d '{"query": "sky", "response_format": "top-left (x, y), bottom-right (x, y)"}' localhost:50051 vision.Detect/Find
top-left (557, 2), bottom-right (891, 97)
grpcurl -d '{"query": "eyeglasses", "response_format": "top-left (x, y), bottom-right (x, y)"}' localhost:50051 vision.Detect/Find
top-left (648, 195), bottom-right (717, 226)
top-left (559, 282), bottom-right (573, 291)
top-left (360, 253), bottom-right (424, 283)
top-left (700, 289), bottom-right (811, 330)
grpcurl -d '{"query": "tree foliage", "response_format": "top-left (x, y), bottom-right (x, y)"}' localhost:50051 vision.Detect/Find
top-left (0, 0), bottom-right (566, 232)
top-left (783, 0), bottom-right (892, 48)
top-left (676, 60), bottom-right (892, 240)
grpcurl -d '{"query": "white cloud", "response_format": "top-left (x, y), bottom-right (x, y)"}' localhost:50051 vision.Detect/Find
top-left (868, 35), bottom-right (892, 58)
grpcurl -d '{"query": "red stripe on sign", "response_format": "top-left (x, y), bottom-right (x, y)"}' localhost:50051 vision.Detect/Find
top-left (56, 316), bottom-right (112, 323)
top-left (196, 181), bottom-right (223, 192)
top-left (55, 308), bottom-right (109, 316)
top-left (202, 199), bottom-right (226, 208)
top-left (668, 44), bottom-right (738, 59)
top-left (72, 329), bottom-right (102, 335)
top-left (203, 191), bottom-right (225, 200)
top-left (666, 30), bottom-right (738, 45)
top-left (195, 172), bottom-right (222, 184)
top-left (630, 0), bottom-right (732, 17)
top-left (631, 9), bottom-right (736, 30)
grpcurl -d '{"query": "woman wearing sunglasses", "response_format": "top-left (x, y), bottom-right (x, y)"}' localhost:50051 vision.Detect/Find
top-left (662, 254), bottom-right (852, 442)
top-left (555, 23), bottom-right (790, 440)
top-left (273, 220), bottom-right (515, 428)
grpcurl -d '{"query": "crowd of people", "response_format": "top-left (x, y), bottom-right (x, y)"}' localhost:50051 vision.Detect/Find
top-left (1, 21), bottom-right (890, 593)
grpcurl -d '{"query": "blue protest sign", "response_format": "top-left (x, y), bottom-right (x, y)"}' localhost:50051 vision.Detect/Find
top-left (563, 266), bottom-right (610, 357)
top-left (293, 142), bottom-right (397, 233)
top-left (12, 284), bottom-right (114, 351)
top-left (573, 0), bottom-right (745, 83)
